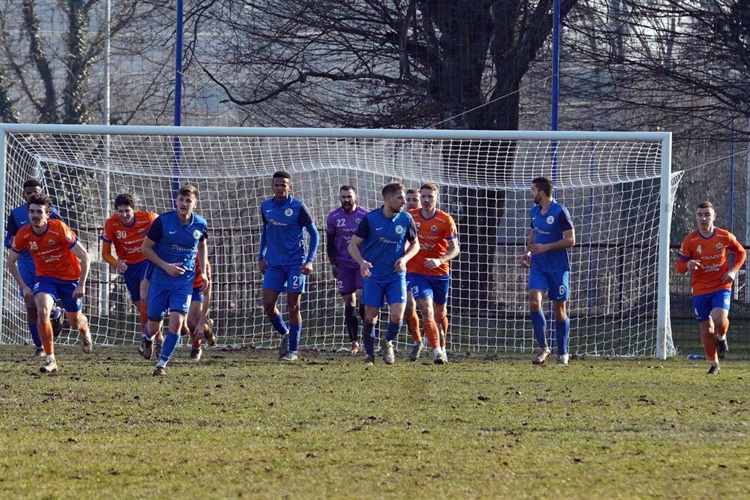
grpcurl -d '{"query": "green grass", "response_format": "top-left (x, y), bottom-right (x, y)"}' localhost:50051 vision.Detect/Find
top-left (1, 346), bottom-right (749, 499)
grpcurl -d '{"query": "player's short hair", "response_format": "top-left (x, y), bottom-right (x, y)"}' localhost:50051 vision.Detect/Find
top-left (340, 185), bottom-right (357, 193)
top-left (532, 177), bottom-right (554, 197)
top-left (26, 193), bottom-right (52, 211)
top-left (696, 201), bottom-right (714, 210)
top-left (114, 193), bottom-right (136, 209)
top-left (23, 179), bottom-right (42, 190)
top-left (406, 188), bottom-right (420, 196)
top-left (420, 183), bottom-right (439, 193)
top-left (382, 183), bottom-right (406, 198)
top-left (178, 184), bottom-right (199, 199)
top-left (273, 171), bottom-right (291, 182)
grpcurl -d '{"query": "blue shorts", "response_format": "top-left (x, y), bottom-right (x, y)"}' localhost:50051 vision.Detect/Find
top-left (147, 279), bottom-right (192, 319)
top-left (363, 276), bottom-right (407, 308)
top-left (693, 289), bottom-right (731, 322)
top-left (191, 287), bottom-right (204, 303)
top-left (263, 264), bottom-right (306, 293)
top-left (529, 267), bottom-right (569, 301)
top-left (122, 260), bottom-right (150, 302)
top-left (337, 265), bottom-right (363, 295)
top-left (407, 273), bottom-right (451, 304)
top-left (34, 276), bottom-right (82, 312)
top-left (17, 257), bottom-right (37, 297)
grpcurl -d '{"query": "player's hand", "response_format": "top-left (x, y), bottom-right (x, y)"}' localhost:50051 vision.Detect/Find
top-left (359, 260), bottom-right (372, 278)
top-left (687, 260), bottom-right (701, 272)
top-left (200, 273), bottom-right (209, 292)
top-left (528, 244), bottom-right (547, 255)
top-left (116, 259), bottom-right (128, 274)
top-left (724, 269), bottom-right (738, 283)
top-left (164, 262), bottom-right (185, 277)
top-left (21, 285), bottom-right (33, 299)
top-left (73, 285), bottom-right (85, 299)
top-left (424, 258), bottom-right (442, 270)
top-left (193, 322), bottom-right (205, 341)
top-left (519, 253), bottom-right (531, 268)
top-left (300, 262), bottom-right (313, 276)
top-left (259, 259), bottom-right (267, 274)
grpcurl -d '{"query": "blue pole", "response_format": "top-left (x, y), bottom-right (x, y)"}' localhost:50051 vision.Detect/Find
top-left (729, 131), bottom-right (735, 233)
top-left (172, 0), bottom-right (184, 204)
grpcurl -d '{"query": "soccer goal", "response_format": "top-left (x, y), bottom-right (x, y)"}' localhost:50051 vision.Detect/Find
top-left (0, 124), bottom-right (678, 358)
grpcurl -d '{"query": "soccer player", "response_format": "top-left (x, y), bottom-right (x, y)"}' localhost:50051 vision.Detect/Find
top-left (406, 183), bottom-right (460, 364)
top-left (676, 201), bottom-right (746, 375)
top-left (4, 179), bottom-right (64, 355)
top-left (142, 185), bottom-right (208, 377)
top-left (101, 193), bottom-right (158, 358)
top-left (7, 194), bottom-right (92, 373)
top-left (519, 177), bottom-right (575, 366)
top-left (403, 188), bottom-right (424, 358)
top-left (326, 185), bottom-right (370, 354)
top-left (258, 171), bottom-right (320, 362)
top-left (182, 256), bottom-right (216, 361)
top-left (348, 182), bottom-right (419, 366)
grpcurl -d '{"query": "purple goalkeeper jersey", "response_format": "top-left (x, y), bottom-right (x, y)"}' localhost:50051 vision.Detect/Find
top-left (326, 205), bottom-right (370, 269)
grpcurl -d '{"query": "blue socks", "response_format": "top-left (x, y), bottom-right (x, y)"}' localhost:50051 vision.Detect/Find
top-left (531, 309), bottom-right (547, 348)
top-left (157, 331), bottom-right (180, 367)
top-left (29, 324), bottom-right (41, 349)
top-left (555, 318), bottom-right (570, 355)
top-left (289, 322), bottom-right (301, 352)
top-left (385, 321), bottom-right (402, 342)
top-left (362, 322), bottom-right (376, 355)
top-left (270, 313), bottom-right (288, 336)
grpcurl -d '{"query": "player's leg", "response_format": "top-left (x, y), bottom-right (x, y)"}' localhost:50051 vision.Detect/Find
top-left (711, 290), bottom-right (731, 361)
top-left (528, 267), bottom-right (550, 364)
top-left (549, 271), bottom-right (571, 365)
top-left (431, 275), bottom-right (451, 363)
top-left (361, 279), bottom-right (384, 364)
top-left (186, 292), bottom-right (204, 360)
top-left (405, 274), bottom-right (422, 360)
top-left (144, 280), bottom-right (168, 360)
top-left (153, 309), bottom-right (189, 376)
top-left (379, 277), bottom-right (407, 365)
top-left (57, 279), bottom-right (92, 354)
top-left (280, 266), bottom-right (306, 361)
top-left (22, 292), bottom-right (43, 354)
top-left (692, 292), bottom-right (718, 374)
top-left (338, 266), bottom-right (360, 352)
top-left (262, 265), bottom-right (289, 354)
top-left (33, 288), bottom-right (57, 373)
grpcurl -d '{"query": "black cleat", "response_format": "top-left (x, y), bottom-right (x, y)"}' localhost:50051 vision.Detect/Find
top-left (707, 364), bottom-right (721, 375)
top-left (51, 308), bottom-right (64, 338)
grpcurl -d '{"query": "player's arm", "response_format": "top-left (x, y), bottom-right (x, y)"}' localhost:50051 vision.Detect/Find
top-left (349, 216), bottom-right (372, 277)
top-left (70, 241), bottom-right (90, 298)
top-left (676, 238), bottom-right (697, 274)
top-left (258, 211), bottom-right (268, 274)
top-left (299, 204), bottom-right (319, 275)
top-left (396, 219), bottom-right (420, 271)
top-left (6, 245), bottom-right (32, 298)
top-left (101, 220), bottom-right (125, 272)
top-left (724, 236), bottom-right (747, 283)
top-left (529, 208), bottom-right (576, 254)
top-left (520, 229), bottom-right (533, 267)
top-left (198, 237), bottom-right (209, 292)
top-left (4, 213), bottom-right (18, 249)
top-left (326, 215), bottom-right (337, 265)
top-left (141, 218), bottom-right (184, 277)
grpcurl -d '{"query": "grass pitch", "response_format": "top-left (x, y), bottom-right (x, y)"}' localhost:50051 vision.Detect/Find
top-left (0, 345), bottom-right (749, 499)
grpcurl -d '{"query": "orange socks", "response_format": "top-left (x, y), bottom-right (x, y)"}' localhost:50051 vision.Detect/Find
top-left (423, 319), bottom-right (440, 349)
top-left (701, 332), bottom-right (718, 361)
top-left (406, 310), bottom-right (421, 342)
top-left (138, 302), bottom-right (149, 333)
top-left (39, 321), bottom-right (54, 356)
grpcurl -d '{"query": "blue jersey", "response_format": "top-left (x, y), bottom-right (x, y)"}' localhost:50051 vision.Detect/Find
top-left (146, 211), bottom-right (208, 285)
top-left (259, 195), bottom-right (319, 267)
top-left (4, 204), bottom-right (60, 262)
top-left (530, 200), bottom-right (573, 273)
top-left (355, 207), bottom-right (417, 281)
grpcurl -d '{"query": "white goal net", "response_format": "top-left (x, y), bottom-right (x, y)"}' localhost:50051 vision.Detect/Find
top-left (0, 125), bottom-right (677, 358)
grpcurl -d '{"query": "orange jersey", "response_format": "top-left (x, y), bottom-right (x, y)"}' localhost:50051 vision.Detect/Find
top-left (193, 258), bottom-right (211, 289)
top-left (12, 219), bottom-right (81, 281)
top-left (102, 211), bottom-right (157, 265)
top-left (406, 208), bottom-right (458, 276)
top-left (677, 228), bottom-right (747, 296)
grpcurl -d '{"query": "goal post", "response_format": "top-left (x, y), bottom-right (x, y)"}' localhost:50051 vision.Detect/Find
top-left (0, 124), bottom-right (676, 358)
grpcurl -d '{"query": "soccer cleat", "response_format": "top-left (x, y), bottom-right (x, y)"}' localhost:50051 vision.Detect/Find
top-left (80, 331), bottom-right (93, 353)
top-left (204, 317), bottom-right (216, 347)
top-left (381, 338), bottom-right (395, 365)
top-left (140, 336), bottom-right (153, 360)
top-left (153, 366), bottom-right (167, 377)
top-left (556, 353), bottom-right (570, 366)
top-left (281, 351), bottom-right (298, 362)
top-left (278, 333), bottom-right (289, 359)
top-left (34, 347), bottom-right (45, 357)
top-left (190, 347), bottom-right (203, 361)
top-left (409, 341), bottom-right (424, 361)
top-left (350, 341), bottom-right (360, 355)
top-left (364, 354), bottom-right (375, 366)
top-left (40, 358), bottom-right (57, 374)
top-left (716, 335), bottom-right (728, 359)
top-left (532, 347), bottom-right (551, 365)
top-left (51, 308), bottom-right (64, 338)
top-left (707, 364), bottom-right (720, 375)
top-left (434, 350), bottom-right (448, 365)
top-left (153, 335), bottom-right (164, 361)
